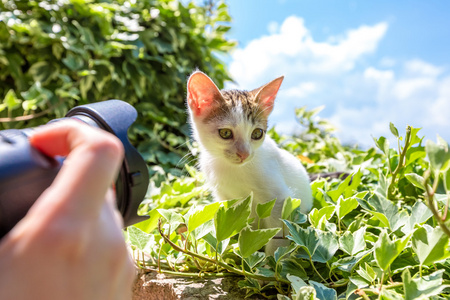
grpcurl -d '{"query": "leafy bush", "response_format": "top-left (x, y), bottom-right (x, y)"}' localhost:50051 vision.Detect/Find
top-left (129, 107), bottom-right (450, 299)
top-left (0, 0), bottom-right (235, 175)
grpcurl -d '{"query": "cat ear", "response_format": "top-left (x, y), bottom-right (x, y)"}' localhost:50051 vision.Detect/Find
top-left (187, 71), bottom-right (223, 117)
top-left (252, 76), bottom-right (284, 118)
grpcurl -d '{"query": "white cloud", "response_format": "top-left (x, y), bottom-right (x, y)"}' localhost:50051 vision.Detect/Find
top-left (332, 62), bottom-right (450, 146)
top-left (393, 77), bottom-right (436, 100)
top-left (227, 16), bottom-right (450, 147)
top-left (229, 16), bottom-right (388, 88)
top-left (364, 67), bottom-right (394, 82)
top-left (404, 59), bottom-right (443, 77)
top-left (267, 21), bottom-right (279, 35)
top-left (280, 82), bottom-right (317, 98)
top-left (379, 57), bottom-right (397, 68)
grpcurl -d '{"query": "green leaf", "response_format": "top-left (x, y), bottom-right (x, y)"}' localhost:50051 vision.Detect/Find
top-left (186, 202), bottom-right (221, 233)
top-left (133, 208), bottom-right (161, 233)
top-left (3, 89), bottom-right (21, 110)
top-left (28, 61), bottom-right (55, 84)
top-left (374, 230), bottom-right (410, 271)
top-left (215, 194), bottom-right (252, 242)
top-left (256, 198), bottom-right (277, 219)
top-left (402, 201), bottom-right (433, 234)
top-left (389, 122), bottom-right (399, 138)
top-left (311, 231), bottom-right (339, 263)
top-left (403, 269), bottom-right (448, 300)
top-left (62, 52), bottom-right (84, 71)
top-left (339, 227), bottom-right (366, 256)
top-left (238, 226), bottom-right (280, 258)
top-left (283, 220), bottom-right (319, 256)
top-left (444, 168), bottom-right (450, 192)
top-left (379, 289), bottom-right (404, 300)
top-left (163, 187), bottom-right (203, 206)
top-left (327, 170), bottom-right (362, 202)
top-left (369, 210), bottom-right (390, 228)
top-left (310, 281), bottom-right (337, 300)
top-left (411, 224), bottom-right (450, 266)
top-left (286, 275), bottom-right (309, 299)
top-left (356, 263), bottom-right (377, 284)
top-left (5, 53), bottom-right (25, 90)
top-left (238, 278), bottom-right (261, 295)
top-left (426, 139), bottom-right (450, 172)
top-left (203, 233), bottom-right (230, 255)
top-left (22, 99), bottom-right (38, 111)
top-left (405, 173), bottom-right (426, 190)
top-left (333, 249), bottom-right (372, 273)
top-left (349, 275), bottom-right (370, 289)
top-left (405, 146), bottom-right (426, 167)
top-left (281, 197), bottom-right (301, 220)
top-left (157, 209), bottom-right (184, 233)
top-left (255, 267), bottom-right (276, 278)
top-left (286, 275), bottom-right (318, 300)
top-left (274, 244), bottom-right (296, 262)
top-left (242, 251), bottom-right (265, 269)
top-left (409, 127), bottom-right (423, 145)
top-left (128, 226), bottom-right (153, 252)
top-left (336, 196), bottom-right (359, 220)
top-left (373, 136), bottom-right (390, 156)
top-left (191, 219), bottom-right (214, 240)
top-left (366, 193), bottom-right (407, 231)
top-left (309, 206), bottom-right (335, 228)
top-left (280, 258), bottom-right (308, 280)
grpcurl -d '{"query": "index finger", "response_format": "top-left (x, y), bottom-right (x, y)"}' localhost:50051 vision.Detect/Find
top-left (28, 120), bottom-right (124, 220)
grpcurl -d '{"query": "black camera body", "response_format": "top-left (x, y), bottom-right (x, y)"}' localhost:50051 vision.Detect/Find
top-left (0, 100), bottom-right (149, 238)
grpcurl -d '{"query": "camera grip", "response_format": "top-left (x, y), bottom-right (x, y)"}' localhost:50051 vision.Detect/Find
top-left (0, 130), bottom-right (61, 237)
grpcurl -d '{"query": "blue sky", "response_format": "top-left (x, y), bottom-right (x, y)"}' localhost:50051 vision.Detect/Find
top-left (223, 0), bottom-right (450, 147)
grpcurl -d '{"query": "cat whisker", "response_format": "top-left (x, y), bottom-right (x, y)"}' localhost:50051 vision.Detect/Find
top-left (177, 152), bottom-right (195, 168)
top-left (175, 140), bottom-right (190, 150)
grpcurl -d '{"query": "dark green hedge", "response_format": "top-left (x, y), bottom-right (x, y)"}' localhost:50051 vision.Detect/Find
top-left (0, 0), bottom-right (235, 175)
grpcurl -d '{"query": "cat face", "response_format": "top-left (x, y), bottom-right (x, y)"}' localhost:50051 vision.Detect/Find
top-left (187, 71), bottom-right (283, 165)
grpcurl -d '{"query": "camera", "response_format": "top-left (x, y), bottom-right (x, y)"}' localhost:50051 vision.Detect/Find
top-left (0, 100), bottom-right (149, 238)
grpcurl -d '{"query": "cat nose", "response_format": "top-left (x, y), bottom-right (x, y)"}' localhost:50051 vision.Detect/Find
top-left (237, 151), bottom-right (249, 162)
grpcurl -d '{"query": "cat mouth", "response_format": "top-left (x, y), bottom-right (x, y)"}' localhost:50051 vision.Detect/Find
top-left (233, 155), bottom-right (252, 165)
top-left (224, 151), bottom-right (252, 165)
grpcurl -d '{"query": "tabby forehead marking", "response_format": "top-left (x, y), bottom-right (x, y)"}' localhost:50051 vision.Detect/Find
top-left (203, 89), bottom-right (267, 127)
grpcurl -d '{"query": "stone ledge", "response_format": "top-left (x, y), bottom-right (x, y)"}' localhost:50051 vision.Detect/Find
top-left (133, 270), bottom-right (265, 300)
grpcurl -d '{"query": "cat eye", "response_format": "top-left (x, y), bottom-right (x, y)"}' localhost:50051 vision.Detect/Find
top-left (218, 128), bottom-right (233, 139)
top-left (251, 128), bottom-right (264, 140)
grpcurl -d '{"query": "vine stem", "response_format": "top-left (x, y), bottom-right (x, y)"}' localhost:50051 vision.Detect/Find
top-left (0, 98), bottom-right (64, 122)
top-left (387, 126), bottom-right (412, 200)
top-left (424, 171), bottom-right (450, 238)
top-left (157, 219), bottom-right (289, 284)
top-left (379, 272), bottom-right (385, 293)
top-left (355, 289), bottom-right (371, 300)
top-left (361, 282), bottom-right (403, 296)
top-left (326, 279), bottom-right (348, 288)
top-left (141, 267), bottom-right (239, 278)
top-left (310, 255), bottom-right (327, 283)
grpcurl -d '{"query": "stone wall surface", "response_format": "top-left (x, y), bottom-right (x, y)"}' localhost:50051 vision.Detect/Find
top-left (132, 271), bottom-right (266, 300)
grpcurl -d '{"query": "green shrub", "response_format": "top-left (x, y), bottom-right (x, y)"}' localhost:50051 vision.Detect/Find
top-left (0, 0), bottom-right (235, 175)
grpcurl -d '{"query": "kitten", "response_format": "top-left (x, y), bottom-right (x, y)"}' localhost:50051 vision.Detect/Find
top-left (186, 71), bottom-right (313, 254)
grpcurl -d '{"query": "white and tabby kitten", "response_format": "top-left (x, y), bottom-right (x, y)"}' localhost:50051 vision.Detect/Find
top-left (186, 71), bottom-right (313, 253)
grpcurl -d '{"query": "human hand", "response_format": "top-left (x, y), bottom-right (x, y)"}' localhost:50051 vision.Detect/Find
top-left (0, 120), bottom-right (135, 300)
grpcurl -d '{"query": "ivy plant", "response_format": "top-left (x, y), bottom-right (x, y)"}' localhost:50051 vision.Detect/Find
top-left (129, 107), bottom-right (450, 299)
